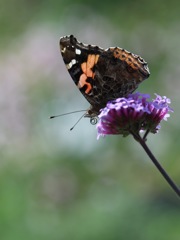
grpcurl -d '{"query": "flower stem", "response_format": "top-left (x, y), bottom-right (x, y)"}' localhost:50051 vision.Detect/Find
top-left (132, 132), bottom-right (180, 198)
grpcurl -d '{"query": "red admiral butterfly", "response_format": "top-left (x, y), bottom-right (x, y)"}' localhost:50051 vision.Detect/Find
top-left (60, 35), bottom-right (150, 119)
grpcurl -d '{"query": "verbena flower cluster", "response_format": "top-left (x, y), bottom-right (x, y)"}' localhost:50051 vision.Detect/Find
top-left (97, 93), bottom-right (173, 139)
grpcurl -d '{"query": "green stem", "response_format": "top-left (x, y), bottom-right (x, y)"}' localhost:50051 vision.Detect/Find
top-left (132, 132), bottom-right (180, 198)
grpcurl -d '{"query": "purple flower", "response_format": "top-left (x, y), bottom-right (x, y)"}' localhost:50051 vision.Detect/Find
top-left (97, 93), bottom-right (173, 139)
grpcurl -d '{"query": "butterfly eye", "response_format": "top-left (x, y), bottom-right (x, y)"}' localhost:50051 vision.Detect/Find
top-left (90, 117), bottom-right (98, 125)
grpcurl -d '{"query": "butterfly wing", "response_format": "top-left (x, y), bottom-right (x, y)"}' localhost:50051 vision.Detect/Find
top-left (60, 35), bottom-right (150, 116)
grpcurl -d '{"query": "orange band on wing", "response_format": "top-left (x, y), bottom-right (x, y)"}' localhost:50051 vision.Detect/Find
top-left (78, 54), bottom-right (99, 94)
top-left (78, 73), bottom-right (92, 94)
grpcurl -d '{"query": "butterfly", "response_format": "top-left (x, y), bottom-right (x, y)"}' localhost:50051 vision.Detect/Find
top-left (60, 35), bottom-right (150, 120)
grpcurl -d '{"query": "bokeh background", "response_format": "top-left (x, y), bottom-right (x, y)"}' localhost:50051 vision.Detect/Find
top-left (0, 0), bottom-right (180, 239)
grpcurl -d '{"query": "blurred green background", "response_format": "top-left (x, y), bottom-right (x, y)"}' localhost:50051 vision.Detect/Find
top-left (0, 0), bottom-right (180, 239)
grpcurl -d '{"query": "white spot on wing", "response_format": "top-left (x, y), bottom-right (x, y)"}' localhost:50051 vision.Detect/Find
top-left (61, 47), bottom-right (66, 53)
top-left (71, 59), bottom-right (76, 65)
top-left (75, 48), bottom-right (81, 55)
top-left (66, 59), bottom-right (77, 69)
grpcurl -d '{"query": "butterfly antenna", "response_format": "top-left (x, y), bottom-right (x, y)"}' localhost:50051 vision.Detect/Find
top-left (70, 113), bottom-right (86, 131)
top-left (49, 110), bottom-right (86, 119)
